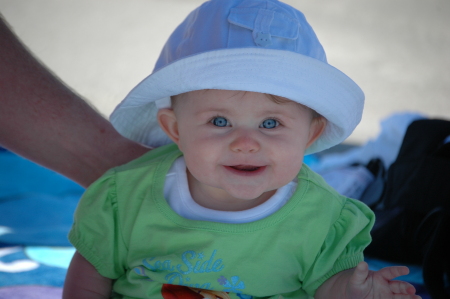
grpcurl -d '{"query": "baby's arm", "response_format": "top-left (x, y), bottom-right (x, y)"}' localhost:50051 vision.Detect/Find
top-left (63, 251), bottom-right (112, 299)
top-left (315, 261), bottom-right (421, 299)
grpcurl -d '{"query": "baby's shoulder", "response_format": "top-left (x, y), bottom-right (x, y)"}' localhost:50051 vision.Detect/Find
top-left (115, 143), bottom-right (181, 173)
top-left (297, 164), bottom-right (373, 218)
top-left (298, 164), bottom-right (346, 203)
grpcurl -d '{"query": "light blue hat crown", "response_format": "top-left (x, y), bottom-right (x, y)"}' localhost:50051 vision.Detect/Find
top-left (110, 0), bottom-right (364, 154)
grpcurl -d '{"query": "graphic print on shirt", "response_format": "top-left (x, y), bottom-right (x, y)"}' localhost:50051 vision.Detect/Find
top-left (133, 249), bottom-right (252, 298)
top-left (161, 284), bottom-right (231, 299)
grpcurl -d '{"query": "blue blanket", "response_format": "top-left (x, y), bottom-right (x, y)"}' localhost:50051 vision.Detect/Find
top-left (0, 148), bottom-right (431, 298)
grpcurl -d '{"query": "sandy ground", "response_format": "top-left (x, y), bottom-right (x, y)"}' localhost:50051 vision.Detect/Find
top-left (1, 0), bottom-right (449, 144)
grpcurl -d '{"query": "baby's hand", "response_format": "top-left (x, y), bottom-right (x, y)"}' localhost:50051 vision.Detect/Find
top-left (347, 261), bottom-right (421, 299)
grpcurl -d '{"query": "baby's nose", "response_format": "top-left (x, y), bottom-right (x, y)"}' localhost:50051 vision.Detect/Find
top-left (229, 131), bottom-right (260, 153)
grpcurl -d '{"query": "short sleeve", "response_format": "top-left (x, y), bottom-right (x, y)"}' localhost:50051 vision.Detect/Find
top-left (302, 198), bottom-right (375, 296)
top-left (68, 169), bottom-right (127, 279)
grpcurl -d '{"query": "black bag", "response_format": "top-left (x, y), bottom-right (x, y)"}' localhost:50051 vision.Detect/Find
top-left (364, 119), bottom-right (450, 298)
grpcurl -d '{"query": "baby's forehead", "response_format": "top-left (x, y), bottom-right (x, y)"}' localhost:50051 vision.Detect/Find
top-left (174, 89), bottom-right (297, 105)
top-left (172, 89), bottom-right (314, 116)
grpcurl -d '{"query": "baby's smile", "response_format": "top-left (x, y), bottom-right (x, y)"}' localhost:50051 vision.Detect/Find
top-left (224, 165), bottom-right (267, 176)
top-left (231, 165), bottom-right (261, 171)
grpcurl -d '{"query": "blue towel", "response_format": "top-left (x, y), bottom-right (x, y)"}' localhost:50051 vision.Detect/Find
top-left (0, 149), bottom-right (84, 246)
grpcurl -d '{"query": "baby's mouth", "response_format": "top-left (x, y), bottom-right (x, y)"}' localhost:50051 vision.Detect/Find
top-left (231, 165), bottom-right (261, 172)
top-left (224, 165), bottom-right (266, 176)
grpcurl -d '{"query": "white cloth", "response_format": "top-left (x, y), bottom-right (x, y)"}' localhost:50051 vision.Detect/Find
top-left (311, 112), bottom-right (426, 199)
top-left (164, 157), bottom-right (297, 224)
top-left (314, 112), bottom-right (426, 171)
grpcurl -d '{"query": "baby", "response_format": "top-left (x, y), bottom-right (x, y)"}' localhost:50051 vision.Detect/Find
top-left (63, 0), bottom-right (420, 298)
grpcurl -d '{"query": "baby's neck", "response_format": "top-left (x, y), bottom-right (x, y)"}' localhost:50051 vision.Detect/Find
top-left (186, 170), bottom-right (276, 211)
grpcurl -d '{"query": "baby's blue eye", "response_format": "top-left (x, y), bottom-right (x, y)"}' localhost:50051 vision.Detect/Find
top-left (212, 117), bottom-right (229, 127)
top-left (260, 119), bottom-right (279, 129)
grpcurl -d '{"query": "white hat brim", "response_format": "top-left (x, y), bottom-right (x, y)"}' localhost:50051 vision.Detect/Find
top-left (110, 47), bottom-right (364, 154)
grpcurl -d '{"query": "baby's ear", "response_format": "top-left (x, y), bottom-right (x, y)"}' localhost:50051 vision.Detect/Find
top-left (307, 116), bottom-right (327, 148)
top-left (157, 108), bottom-right (180, 145)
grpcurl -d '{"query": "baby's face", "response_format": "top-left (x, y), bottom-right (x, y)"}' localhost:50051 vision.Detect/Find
top-left (158, 90), bottom-right (325, 211)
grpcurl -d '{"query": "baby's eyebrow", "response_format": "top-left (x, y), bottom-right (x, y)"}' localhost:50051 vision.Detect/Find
top-left (258, 109), bottom-right (300, 119)
top-left (195, 108), bottom-right (231, 116)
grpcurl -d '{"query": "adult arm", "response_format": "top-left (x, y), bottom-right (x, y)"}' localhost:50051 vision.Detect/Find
top-left (0, 15), bottom-right (149, 187)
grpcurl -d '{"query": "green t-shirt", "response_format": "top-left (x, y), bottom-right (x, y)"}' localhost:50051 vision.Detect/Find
top-left (69, 144), bottom-right (374, 299)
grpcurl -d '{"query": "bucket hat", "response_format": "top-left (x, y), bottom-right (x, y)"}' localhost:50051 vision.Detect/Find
top-left (110, 0), bottom-right (364, 154)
